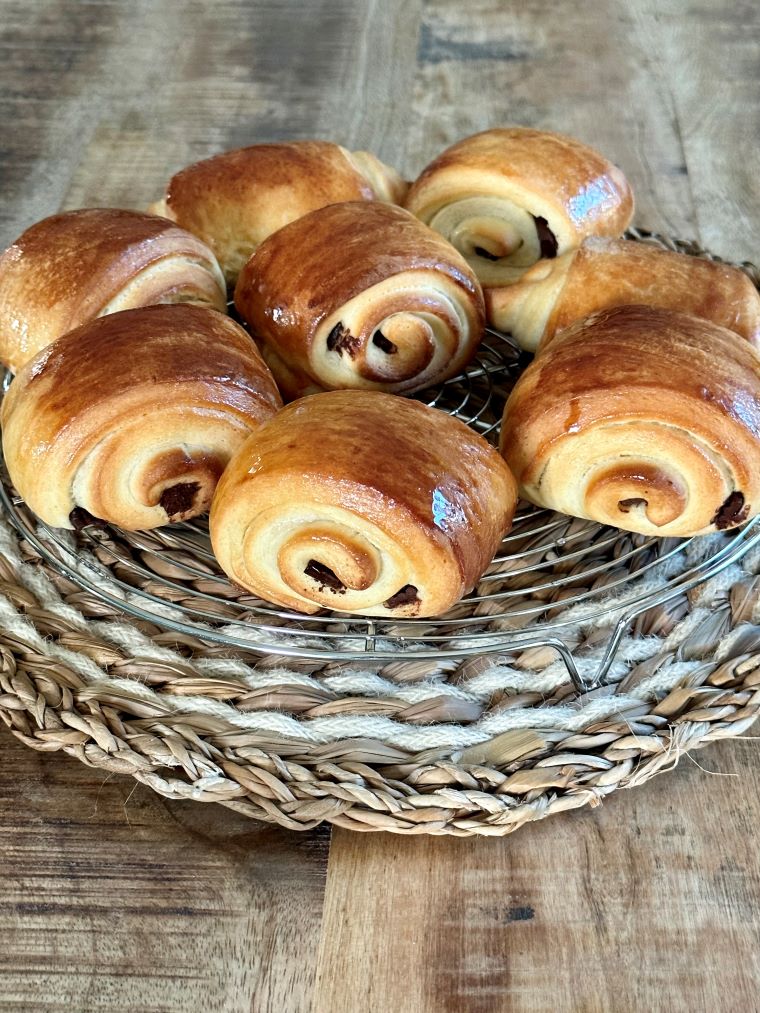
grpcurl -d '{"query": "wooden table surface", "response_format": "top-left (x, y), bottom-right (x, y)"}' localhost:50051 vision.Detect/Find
top-left (2, 2), bottom-right (760, 1010)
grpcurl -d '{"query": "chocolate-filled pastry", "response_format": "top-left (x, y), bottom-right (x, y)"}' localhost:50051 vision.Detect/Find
top-left (149, 141), bottom-right (408, 286)
top-left (487, 237), bottom-right (760, 351)
top-left (500, 305), bottom-right (760, 537)
top-left (0, 208), bottom-right (227, 373)
top-left (210, 391), bottom-right (517, 616)
top-left (404, 127), bottom-right (633, 288)
top-left (234, 201), bottom-right (485, 399)
top-left (2, 305), bottom-right (282, 531)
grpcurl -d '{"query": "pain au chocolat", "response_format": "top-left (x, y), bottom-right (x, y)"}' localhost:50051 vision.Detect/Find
top-left (149, 140), bottom-right (408, 286)
top-left (404, 127), bottom-right (633, 290)
top-left (0, 208), bottom-right (227, 373)
top-left (2, 305), bottom-right (282, 531)
top-left (210, 391), bottom-right (517, 617)
top-left (500, 305), bottom-right (760, 537)
top-left (234, 201), bottom-right (485, 399)
top-left (487, 237), bottom-right (760, 352)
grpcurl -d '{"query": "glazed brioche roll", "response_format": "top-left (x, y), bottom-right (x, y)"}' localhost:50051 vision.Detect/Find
top-left (487, 237), bottom-right (760, 352)
top-left (234, 201), bottom-right (485, 399)
top-left (500, 305), bottom-right (760, 537)
top-left (404, 127), bottom-right (634, 288)
top-left (149, 141), bottom-right (408, 286)
top-left (0, 208), bottom-right (227, 373)
top-left (210, 392), bottom-right (517, 617)
top-left (2, 305), bottom-right (282, 531)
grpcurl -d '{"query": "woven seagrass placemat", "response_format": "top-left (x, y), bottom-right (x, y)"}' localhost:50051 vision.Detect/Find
top-left (0, 232), bottom-right (758, 837)
top-left (0, 496), bottom-right (758, 836)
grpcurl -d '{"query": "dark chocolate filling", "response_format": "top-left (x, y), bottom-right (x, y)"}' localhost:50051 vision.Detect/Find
top-left (372, 330), bottom-right (397, 354)
top-left (533, 215), bottom-right (558, 258)
top-left (326, 322), bottom-right (361, 359)
top-left (712, 491), bottom-right (749, 530)
top-left (159, 481), bottom-right (201, 519)
top-left (473, 245), bottom-right (501, 261)
top-left (618, 497), bottom-right (647, 513)
top-left (384, 584), bottom-right (420, 609)
top-left (304, 559), bottom-right (346, 592)
top-left (68, 507), bottom-right (104, 530)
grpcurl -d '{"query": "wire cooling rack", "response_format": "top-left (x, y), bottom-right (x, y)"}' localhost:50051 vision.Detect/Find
top-left (3, 341), bottom-right (760, 693)
top-left (2, 230), bottom-right (759, 693)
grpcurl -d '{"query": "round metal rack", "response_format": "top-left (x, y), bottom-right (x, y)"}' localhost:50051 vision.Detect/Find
top-left (3, 305), bottom-right (758, 695)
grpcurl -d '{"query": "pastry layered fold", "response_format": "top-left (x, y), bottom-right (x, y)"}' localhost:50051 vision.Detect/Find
top-left (488, 237), bottom-right (760, 352)
top-left (0, 208), bottom-right (227, 373)
top-left (405, 127), bottom-right (633, 288)
top-left (234, 201), bottom-right (485, 398)
top-left (2, 305), bottom-right (282, 530)
top-left (500, 305), bottom-right (760, 537)
top-left (210, 391), bottom-right (518, 616)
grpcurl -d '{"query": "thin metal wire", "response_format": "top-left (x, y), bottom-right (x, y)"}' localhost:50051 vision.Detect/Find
top-left (2, 230), bottom-right (758, 692)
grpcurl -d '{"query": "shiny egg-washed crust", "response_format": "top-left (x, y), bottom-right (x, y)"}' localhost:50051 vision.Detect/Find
top-left (404, 127), bottom-right (634, 288)
top-left (210, 391), bottom-right (517, 617)
top-left (500, 305), bottom-right (760, 537)
top-left (0, 208), bottom-right (227, 373)
top-left (150, 141), bottom-right (408, 286)
top-left (487, 237), bottom-right (760, 352)
top-left (2, 304), bottom-right (282, 531)
top-left (234, 201), bottom-right (485, 399)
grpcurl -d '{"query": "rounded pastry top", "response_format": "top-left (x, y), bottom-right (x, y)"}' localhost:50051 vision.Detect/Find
top-left (406, 127), bottom-right (634, 235)
top-left (234, 200), bottom-right (484, 396)
top-left (0, 208), bottom-right (227, 373)
top-left (500, 304), bottom-right (760, 537)
top-left (5, 303), bottom-right (279, 416)
top-left (150, 140), bottom-right (408, 285)
top-left (404, 127), bottom-right (634, 285)
top-left (210, 390), bottom-right (517, 616)
top-left (2, 304), bottom-right (282, 530)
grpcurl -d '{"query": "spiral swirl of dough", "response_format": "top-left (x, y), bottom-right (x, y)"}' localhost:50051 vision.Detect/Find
top-left (2, 305), bottom-right (282, 531)
top-left (0, 208), bottom-right (227, 373)
top-left (234, 201), bottom-right (484, 399)
top-left (404, 127), bottom-right (634, 288)
top-left (210, 392), bottom-right (517, 617)
top-left (500, 306), bottom-right (760, 537)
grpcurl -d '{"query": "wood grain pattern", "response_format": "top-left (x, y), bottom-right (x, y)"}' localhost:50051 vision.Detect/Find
top-left (1, 0), bottom-right (759, 1010)
top-left (317, 741), bottom-right (760, 1013)
top-left (0, 732), bottom-right (330, 1012)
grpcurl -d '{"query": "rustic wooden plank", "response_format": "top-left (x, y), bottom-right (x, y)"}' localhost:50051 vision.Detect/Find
top-left (0, 0), bottom-right (423, 245)
top-left (316, 739), bottom-right (760, 1013)
top-left (0, 729), bottom-right (330, 1012)
top-left (628, 0), bottom-right (760, 261)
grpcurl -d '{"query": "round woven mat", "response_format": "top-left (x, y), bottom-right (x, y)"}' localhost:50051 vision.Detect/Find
top-left (0, 230), bottom-right (759, 836)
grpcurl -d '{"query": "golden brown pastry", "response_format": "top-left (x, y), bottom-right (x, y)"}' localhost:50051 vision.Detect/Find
top-left (404, 127), bottom-right (634, 287)
top-left (210, 391), bottom-right (517, 616)
top-left (2, 304), bottom-right (282, 531)
top-left (234, 201), bottom-right (485, 399)
top-left (487, 237), bottom-right (760, 352)
top-left (500, 305), bottom-right (760, 537)
top-left (149, 141), bottom-right (408, 286)
top-left (0, 208), bottom-right (227, 373)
